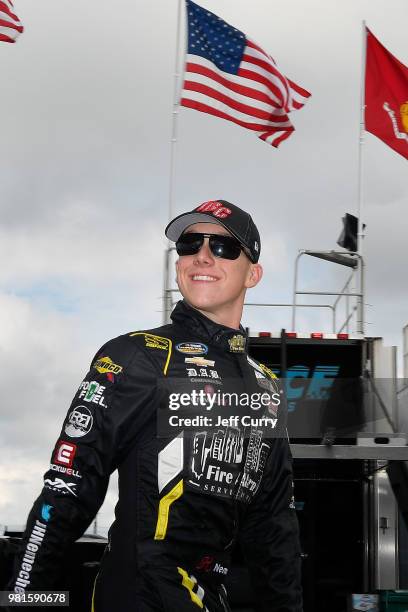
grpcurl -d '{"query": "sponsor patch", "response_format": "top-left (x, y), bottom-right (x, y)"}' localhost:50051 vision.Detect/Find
top-left (54, 441), bottom-right (77, 467)
top-left (247, 355), bottom-right (264, 374)
top-left (142, 333), bottom-right (170, 350)
top-left (185, 357), bottom-right (215, 367)
top-left (78, 380), bottom-right (107, 407)
top-left (94, 356), bottom-right (123, 375)
top-left (15, 520), bottom-right (47, 591)
top-left (196, 555), bottom-right (214, 572)
top-left (65, 406), bottom-right (93, 438)
top-left (213, 563), bottom-right (228, 575)
top-left (41, 504), bottom-right (52, 522)
top-left (176, 342), bottom-right (208, 355)
top-left (188, 428), bottom-right (270, 503)
top-left (247, 356), bottom-right (278, 382)
top-left (186, 367), bottom-right (220, 380)
top-left (259, 363), bottom-right (277, 380)
top-left (50, 464), bottom-right (82, 479)
top-left (44, 477), bottom-right (77, 497)
top-left (254, 370), bottom-right (279, 398)
top-left (228, 335), bottom-right (245, 353)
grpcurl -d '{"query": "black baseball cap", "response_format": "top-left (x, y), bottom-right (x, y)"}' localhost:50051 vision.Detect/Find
top-left (165, 199), bottom-right (261, 263)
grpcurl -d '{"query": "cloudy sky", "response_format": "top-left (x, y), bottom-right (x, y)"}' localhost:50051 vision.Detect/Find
top-left (1, 0), bottom-right (407, 532)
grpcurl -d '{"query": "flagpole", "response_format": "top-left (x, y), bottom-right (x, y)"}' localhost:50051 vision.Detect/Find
top-left (356, 21), bottom-right (367, 335)
top-left (163, 0), bottom-right (185, 324)
top-left (168, 0), bottom-right (184, 224)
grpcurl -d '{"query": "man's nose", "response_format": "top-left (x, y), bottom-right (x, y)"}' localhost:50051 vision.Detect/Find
top-left (194, 237), bottom-right (214, 264)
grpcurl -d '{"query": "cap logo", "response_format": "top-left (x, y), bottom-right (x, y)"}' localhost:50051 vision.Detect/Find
top-left (196, 201), bottom-right (232, 219)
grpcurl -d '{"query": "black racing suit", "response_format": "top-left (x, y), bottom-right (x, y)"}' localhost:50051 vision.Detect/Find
top-left (9, 300), bottom-right (302, 611)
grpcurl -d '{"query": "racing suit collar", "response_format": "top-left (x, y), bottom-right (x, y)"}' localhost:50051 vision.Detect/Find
top-left (170, 300), bottom-right (248, 354)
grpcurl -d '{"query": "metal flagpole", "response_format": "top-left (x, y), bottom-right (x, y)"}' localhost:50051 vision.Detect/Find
top-left (356, 21), bottom-right (367, 335)
top-left (163, 0), bottom-right (185, 324)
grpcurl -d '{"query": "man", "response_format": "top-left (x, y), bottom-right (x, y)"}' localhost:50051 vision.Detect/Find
top-left (9, 199), bottom-right (302, 611)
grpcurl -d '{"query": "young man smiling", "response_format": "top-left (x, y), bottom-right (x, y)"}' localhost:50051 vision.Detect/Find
top-left (9, 199), bottom-right (302, 612)
top-left (174, 221), bottom-right (262, 330)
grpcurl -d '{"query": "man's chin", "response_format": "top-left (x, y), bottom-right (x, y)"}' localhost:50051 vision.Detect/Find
top-left (185, 297), bottom-right (220, 312)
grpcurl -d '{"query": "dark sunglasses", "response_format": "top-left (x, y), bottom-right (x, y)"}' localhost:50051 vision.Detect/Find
top-left (176, 233), bottom-right (243, 260)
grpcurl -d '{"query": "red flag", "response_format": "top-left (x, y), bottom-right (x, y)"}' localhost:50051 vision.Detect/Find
top-left (0, 0), bottom-right (23, 43)
top-left (181, 1), bottom-right (311, 148)
top-left (365, 28), bottom-right (408, 160)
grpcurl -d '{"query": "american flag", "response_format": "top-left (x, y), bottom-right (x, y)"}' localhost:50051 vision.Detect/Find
top-left (181, 1), bottom-right (311, 147)
top-left (0, 0), bottom-right (23, 43)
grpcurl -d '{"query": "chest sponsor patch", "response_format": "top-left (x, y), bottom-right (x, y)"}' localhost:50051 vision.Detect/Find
top-left (254, 369), bottom-right (278, 393)
top-left (142, 334), bottom-right (171, 351)
top-left (185, 357), bottom-right (215, 367)
top-left (187, 427), bottom-right (270, 503)
top-left (176, 342), bottom-right (208, 355)
top-left (186, 367), bottom-right (220, 379)
top-left (247, 356), bottom-right (277, 379)
top-left (247, 355), bottom-right (263, 373)
top-left (228, 334), bottom-right (246, 353)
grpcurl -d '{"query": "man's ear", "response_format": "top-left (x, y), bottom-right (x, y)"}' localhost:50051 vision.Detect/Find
top-left (246, 263), bottom-right (263, 288)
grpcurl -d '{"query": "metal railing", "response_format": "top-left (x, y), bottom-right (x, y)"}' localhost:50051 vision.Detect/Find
top-left (162, 247), bottom-right (366, 334)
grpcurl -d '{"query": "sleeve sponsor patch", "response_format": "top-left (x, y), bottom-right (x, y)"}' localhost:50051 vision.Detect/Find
top-left (93, 356), bottom-right (123, 375)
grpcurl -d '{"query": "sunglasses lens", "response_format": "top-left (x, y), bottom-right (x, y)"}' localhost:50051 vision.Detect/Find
top-left (176, 233), bottom-right (242, 260)
top-left (209, 236), bottom-right (242, 260)
top-left (176, 233), bottom-right (204, 256)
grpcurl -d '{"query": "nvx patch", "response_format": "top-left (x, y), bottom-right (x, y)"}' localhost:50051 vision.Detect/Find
top-left (44, 477), bottom-right (77, 497)
top-left (176, 342), bottom-right (208, 355)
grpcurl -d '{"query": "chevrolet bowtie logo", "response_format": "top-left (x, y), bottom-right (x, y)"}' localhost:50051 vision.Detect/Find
top-left (228, 335), bottom-right (246, 353)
